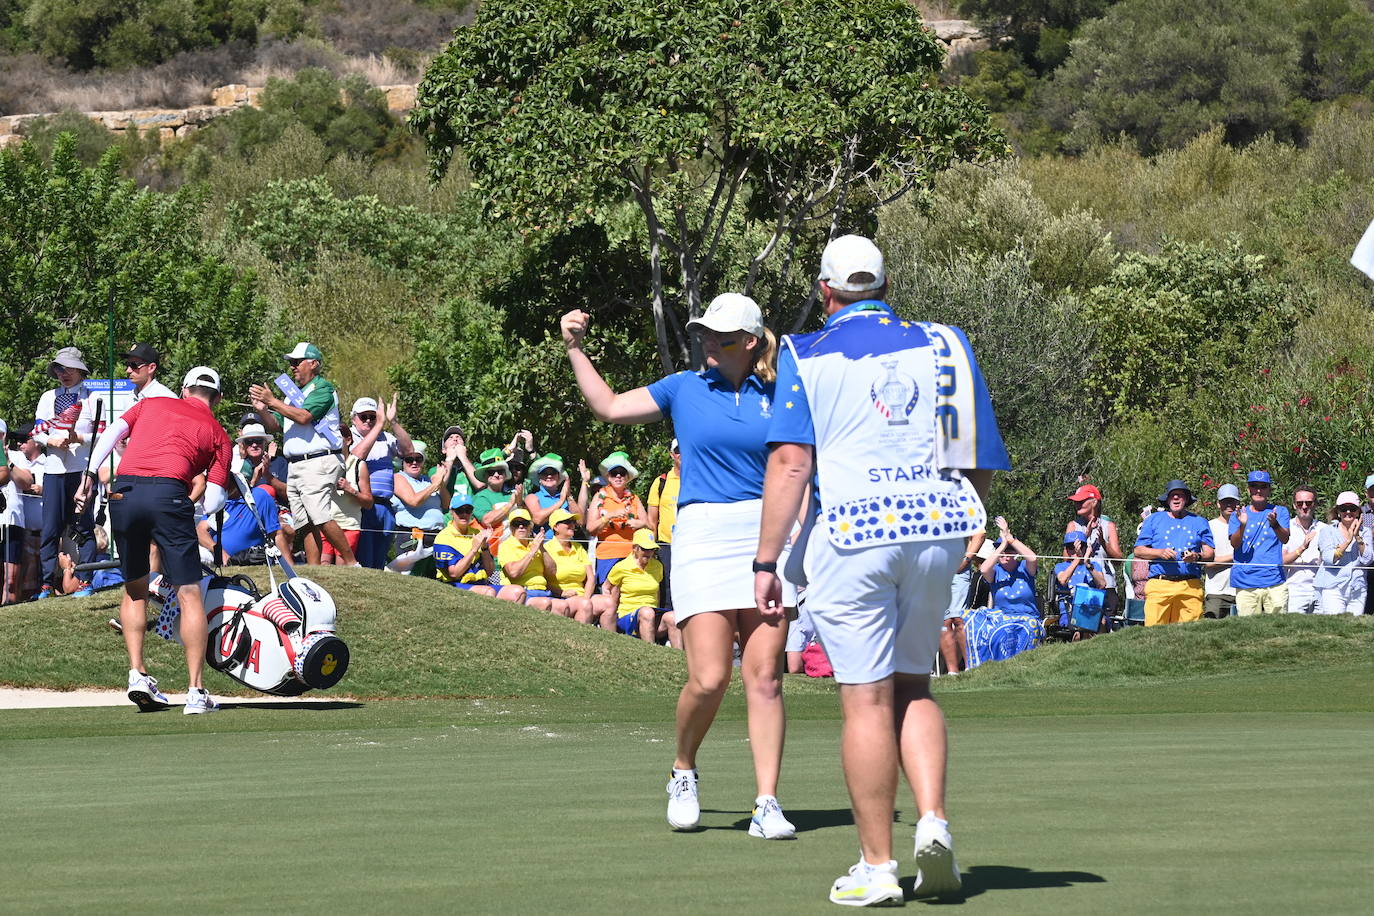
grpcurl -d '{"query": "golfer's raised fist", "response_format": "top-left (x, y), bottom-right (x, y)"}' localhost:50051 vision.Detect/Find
top-left (561, 310), bottom-right (590, 348)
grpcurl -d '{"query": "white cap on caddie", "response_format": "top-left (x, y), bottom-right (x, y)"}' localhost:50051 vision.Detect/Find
top-left (686, 293), bottom-right (765, 337)
top-left (182, 366), bottom-right (221, 392)
top-left (820, 234), bottom-right (886, 292)
top-left (351, 397), bottom-right (378, 416)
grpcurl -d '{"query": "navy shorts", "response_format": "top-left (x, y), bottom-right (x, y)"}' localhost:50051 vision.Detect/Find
top-left (2, 525), bottom-right (22, 564)
top-left (109, 476), bottom-right (203, 586)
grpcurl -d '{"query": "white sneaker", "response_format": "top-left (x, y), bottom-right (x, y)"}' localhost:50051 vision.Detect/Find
top-left (913, 816), bottom-right (961, 898)
top-left (126, 669), bottom-right (169, 711)
top-left (183, 687), bottom-right (220, 716)
top-left (829, 857), bottom-right (903, 907)
top-left (666, 770), bottom-right (700, 830)
top-left (748, 795), bottom-right (796, 839)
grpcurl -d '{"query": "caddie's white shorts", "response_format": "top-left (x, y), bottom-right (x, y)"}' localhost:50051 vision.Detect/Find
top-left (799, 527), bottom-right (962, 684)
top-left (671, 498), bottom-right (796, 621)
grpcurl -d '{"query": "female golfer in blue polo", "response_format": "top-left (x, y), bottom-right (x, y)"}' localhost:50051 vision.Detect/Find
top-left (561, 295), bottom-right (797, 839)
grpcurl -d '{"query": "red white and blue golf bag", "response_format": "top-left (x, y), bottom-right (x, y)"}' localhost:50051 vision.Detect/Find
top-left (150, 474), bottom-right (350, 696)
top-left (152, 572), bottom-right (350, 696)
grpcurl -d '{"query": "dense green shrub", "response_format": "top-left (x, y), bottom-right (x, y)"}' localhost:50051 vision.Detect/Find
top-left (884, 161), bottom-right (1115, 292)
top-left (196, 67), bottom-right (409, 163)
top-left (1044, 0), bottom-right (1305, 154)
top-left (1081, 240), bottom-right (1303, 420)
top-left (20, 0), bottom-right (306, 71)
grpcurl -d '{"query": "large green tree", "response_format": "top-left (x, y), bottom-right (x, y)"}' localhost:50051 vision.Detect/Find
top-left (412, 0), bottom-right (1005, 372)
top-left (0, 134), bottom-right (283, 420)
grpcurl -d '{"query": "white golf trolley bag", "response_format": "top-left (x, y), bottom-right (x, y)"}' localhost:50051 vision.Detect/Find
top-left (150, 476), bottom-right (350, 696)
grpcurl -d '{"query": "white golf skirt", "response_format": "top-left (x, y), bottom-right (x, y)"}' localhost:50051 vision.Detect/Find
top-left (670, 498), bottom-right (796, 621)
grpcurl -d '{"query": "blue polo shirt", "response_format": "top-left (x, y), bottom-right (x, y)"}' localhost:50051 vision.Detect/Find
top-left (1227, 504), bottom-right (1291, 589)
top-left (990, 560), bottom-right (1038, 616)
top-left (646, 368), bottom-right (776, 507)
top-left (1136, 511), bottom-right (1214, 578)
top-left (215, 486), bottom-right (280, 557)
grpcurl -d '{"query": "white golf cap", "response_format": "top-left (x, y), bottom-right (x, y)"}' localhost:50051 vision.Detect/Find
top-left (686, 293), bottom-right (765, 338)
top-left (1336, 491), bottom-right (1361, 509)
top-left (351, 397), bottom-right (378, 416)
top-left (820, 234), bottom-right (886, 292)
top-left (182, 366), bottom-right (221, 392)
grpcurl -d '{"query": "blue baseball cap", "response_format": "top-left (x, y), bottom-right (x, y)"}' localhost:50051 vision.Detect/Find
top-left (450, 492), bottom-right (474, 511)
top-left (1247, 470), bottom-right (1272, 485)
top-left (1064, 530), bottom-right (1087, 545)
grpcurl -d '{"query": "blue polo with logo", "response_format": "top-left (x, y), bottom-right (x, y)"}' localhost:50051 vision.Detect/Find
top-left (647, 368), bottom-right (776, 507)
top-left (1136, 511), bottom-right (1214, 578)
top-left (1227, 504), bottom-right (1291, 588)
top-left (991, 560), bottom-right (1038, 616)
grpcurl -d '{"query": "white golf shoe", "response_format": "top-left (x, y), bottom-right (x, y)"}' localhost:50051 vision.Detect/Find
top-left (183, 687), bottom-right (220, 716)
top-left (829, 857), bottom-right (903, 907)
top-left (748, 795), bottom-right (796, 839)
top-left (913, 815), bottom-right (961, 898)
top-left (666, 770), bottom-right (700, 830)
top-left (126, 669), bottom-right (169, 711)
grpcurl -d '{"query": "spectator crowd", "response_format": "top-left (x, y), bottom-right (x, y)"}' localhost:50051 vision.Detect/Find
top-left (4, 341), bottom-right (1370, 663)
top-left (1, 340), bottom-right (685, 647)
top-left (936, 473), bottom-right (1374, 674)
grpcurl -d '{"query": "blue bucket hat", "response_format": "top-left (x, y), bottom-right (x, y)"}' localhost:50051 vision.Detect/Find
top-left (1159, 479), bottom-right (1195, 506)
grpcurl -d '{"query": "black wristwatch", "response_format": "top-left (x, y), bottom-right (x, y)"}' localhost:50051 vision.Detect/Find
top-left (752, 559), bottom-right (778, 574)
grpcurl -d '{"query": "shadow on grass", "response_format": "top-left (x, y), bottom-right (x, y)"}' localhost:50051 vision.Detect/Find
top-left (721, 807), bottom-right (857, 833)
top-left (220, 701), bottom-right (366, 711)
top-left (901, 864), bottom-right (1106, 903)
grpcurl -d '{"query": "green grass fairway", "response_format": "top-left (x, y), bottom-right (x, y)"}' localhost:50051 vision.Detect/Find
top-left (4, 665), bottom-right (1373, 914)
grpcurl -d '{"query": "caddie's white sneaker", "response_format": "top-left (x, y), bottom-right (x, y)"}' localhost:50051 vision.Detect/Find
top-left (183, 687), bottom-right (220, 716)
top-left (913, 815), bottom-right (961, 898)
top-left (126, 669), bottom-right (169, 711)
top-left (829, 857), bottom-right (903, 907)
top-left (666, 770), bottom-right (700, 830)
top-left (748, 795), bottom-right (797, 839)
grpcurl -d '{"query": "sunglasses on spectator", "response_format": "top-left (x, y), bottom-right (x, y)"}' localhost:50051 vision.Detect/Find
top-left (1339, 506), bottom-right (1360, 513)
top-left (539, 469), bottom-right (560, 477)
top-left (607, 468), bottom-right (629, 477)
top-left (485, 468), bottom-right (507, 477)
top-left (356, 413), bottom-right (376, 422)
top-left (124, 361), bottom-right (146, 371)
top-left (286, 358), bottom-right (304, 367)
top-left (1294, 500), bottom-right (1314, 507)
top-left (243, 438), bottom-right (267, 448)
top-left (403, 455), bottom-right (424, 463)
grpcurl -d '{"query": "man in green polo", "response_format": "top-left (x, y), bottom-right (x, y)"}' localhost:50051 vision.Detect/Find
top-left (249, 342), bottom-right (358, 566)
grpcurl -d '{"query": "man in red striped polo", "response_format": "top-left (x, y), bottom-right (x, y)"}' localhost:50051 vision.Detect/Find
top-left (79, 367), bottom-right (234, 714)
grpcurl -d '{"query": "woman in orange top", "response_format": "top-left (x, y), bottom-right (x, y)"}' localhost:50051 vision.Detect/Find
top-left (587, 450), bottom-right (647, 585)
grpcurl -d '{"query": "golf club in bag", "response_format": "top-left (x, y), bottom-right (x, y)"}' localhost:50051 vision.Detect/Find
top-left (147, 473), bottom-right (350, 696)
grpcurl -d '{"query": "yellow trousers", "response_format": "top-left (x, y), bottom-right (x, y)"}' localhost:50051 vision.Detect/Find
top-left (1144, 577), bottom-right (1204, 626)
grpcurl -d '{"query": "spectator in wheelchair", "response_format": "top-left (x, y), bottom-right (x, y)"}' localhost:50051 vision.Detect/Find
top-left (1053, 530), bottom-right (1109, 638)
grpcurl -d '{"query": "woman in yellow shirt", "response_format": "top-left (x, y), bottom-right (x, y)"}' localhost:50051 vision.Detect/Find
top-left (545, 509), bottom-right (610, 626)
top-left (497, 509), bottom-right (554, 612)
top-left (607, 529), bottom-right (674, 645)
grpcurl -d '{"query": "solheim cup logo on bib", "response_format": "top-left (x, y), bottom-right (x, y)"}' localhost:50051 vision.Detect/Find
top-left (870, 361), bottom-right (919, 425)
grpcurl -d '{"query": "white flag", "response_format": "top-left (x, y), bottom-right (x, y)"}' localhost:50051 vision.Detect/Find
top-left (1353, 216), bottom-right (1374, 281)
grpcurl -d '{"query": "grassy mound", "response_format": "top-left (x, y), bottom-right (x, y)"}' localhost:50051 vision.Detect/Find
top-left (8, 567), bottom-right (1372, 699)
top-left (944, 612), bottom-right (1374, 690)
top-left (0, 566), bottom-right (767, 699)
